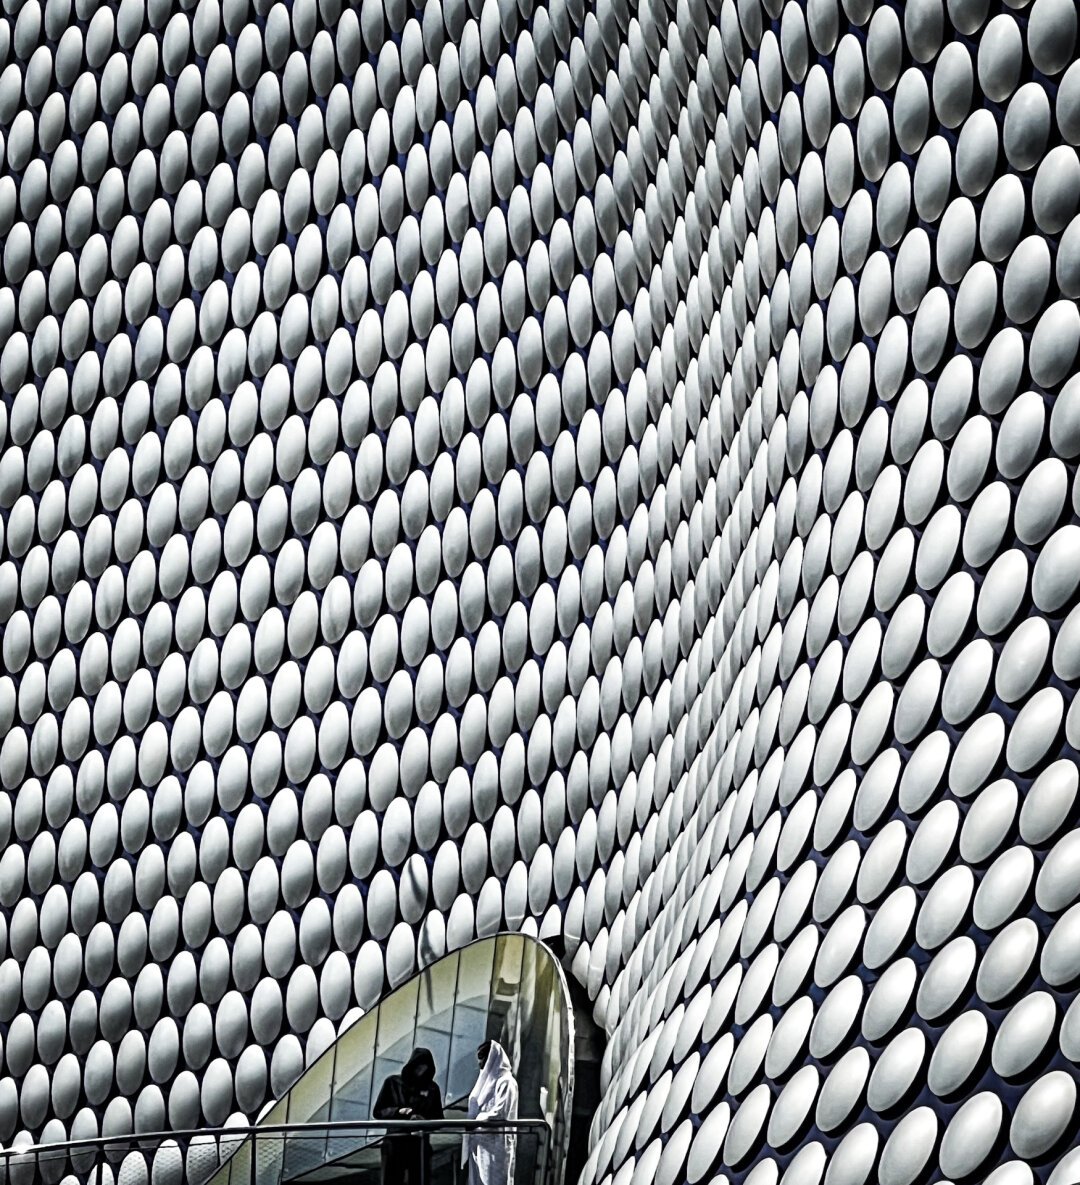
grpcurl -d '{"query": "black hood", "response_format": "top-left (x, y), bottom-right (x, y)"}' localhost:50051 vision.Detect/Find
top-left (402, 1048), bottom-right (436, 1082)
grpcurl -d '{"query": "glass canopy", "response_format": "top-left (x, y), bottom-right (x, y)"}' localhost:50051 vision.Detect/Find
top-left (207, 933), bottom-right (574, 1185)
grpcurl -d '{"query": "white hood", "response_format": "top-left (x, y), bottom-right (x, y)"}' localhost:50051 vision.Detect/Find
top-left (463, 1041), bottom-right (519, 1182)
top-left (468, 1041), bottom-right (516, 1117)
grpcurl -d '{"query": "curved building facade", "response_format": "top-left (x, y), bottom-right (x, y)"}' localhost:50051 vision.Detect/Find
top-left (1, 0), bottom-right (1080, 1182)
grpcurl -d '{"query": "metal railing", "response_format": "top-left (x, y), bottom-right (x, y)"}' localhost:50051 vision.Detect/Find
top-left (0, 1118), bottom-right (554, 1185)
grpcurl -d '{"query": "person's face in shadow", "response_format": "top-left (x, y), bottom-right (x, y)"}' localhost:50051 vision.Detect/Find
top-left (477, 1041), bottom-right (492, 1068)
top-left (405, 1054), bottom-right (435, 1086)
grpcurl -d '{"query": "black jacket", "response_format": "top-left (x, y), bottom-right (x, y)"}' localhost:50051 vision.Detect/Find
top-left (373, 1049), bottom-right (444, 1184)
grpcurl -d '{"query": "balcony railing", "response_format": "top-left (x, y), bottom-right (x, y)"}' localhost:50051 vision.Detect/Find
top-left (0, 1118), bottom-right (553, 1185)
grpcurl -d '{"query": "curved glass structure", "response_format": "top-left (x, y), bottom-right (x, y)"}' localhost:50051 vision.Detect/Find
top-left (208, 934), bottom-right (574, 1185)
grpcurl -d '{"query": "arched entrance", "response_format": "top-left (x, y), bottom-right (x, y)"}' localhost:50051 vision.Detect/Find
top-left (208, 934), bottom-right (575, 1185)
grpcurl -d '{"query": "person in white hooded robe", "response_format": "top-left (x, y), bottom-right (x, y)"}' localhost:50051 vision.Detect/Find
top-left (462, 1040), bottom-right (518, 1185)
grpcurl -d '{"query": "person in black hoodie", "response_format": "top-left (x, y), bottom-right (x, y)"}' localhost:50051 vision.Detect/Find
top-left (373, 1048), bottom-right (444, 1184)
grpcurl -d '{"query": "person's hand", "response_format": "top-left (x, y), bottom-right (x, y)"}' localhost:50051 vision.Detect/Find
top-left (399, 1107), bottom-right (415, 1118)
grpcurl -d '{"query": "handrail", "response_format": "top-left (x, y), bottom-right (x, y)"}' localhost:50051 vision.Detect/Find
top-left (0, 1117), bottom-right (552, 1161)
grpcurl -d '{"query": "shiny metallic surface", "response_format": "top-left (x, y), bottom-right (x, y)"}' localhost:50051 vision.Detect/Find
top-left (0, 2), bottom-right (1077, 1185)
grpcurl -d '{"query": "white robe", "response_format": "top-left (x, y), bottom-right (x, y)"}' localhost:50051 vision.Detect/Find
top-left (463, 1042), bottom-right (519, 1185)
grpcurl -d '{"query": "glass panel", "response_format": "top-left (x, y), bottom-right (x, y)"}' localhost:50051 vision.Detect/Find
top-left (330, 1012), bottom-right (378, 1120)
top-left (513, 938), bottom-right (549, 1185)
top-left (283, 1048), bottom-right (334, 1179)
top-left (327, 1011), bottom-right (378, 1166)
top-left (489, 935), bottom-right (526, 1060)
top-left (254, 1131), bottom-right (286, 1185)
top-left (539, 954), bottom-right (563, 1123)
top-left (251, 1090), bottom-right (286, 1185)
top-left (446, 940), bottom-right (496, 1103)
top-left (226, 1140), bottom-right (251, 1185)
top-left (252, 1098), bottom-right (289, 1185)
top-left (372, 974), bottom-right (421, 1109)
top-left (413, 952), bottom-right (460, 1107)
top-left (428, 1128), bottom-right (466, 1185)
top-left (286, 1046), bottom-right (334, 1124)
top-left (516, 939), bottom-right (543, 1120)
top-left (202, 1155), bottom-right (225, 1185)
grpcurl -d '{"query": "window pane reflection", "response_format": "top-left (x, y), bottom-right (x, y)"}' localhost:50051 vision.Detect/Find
top-left (413, 951), bottom-right (459, 1105)
top-left (330, 1012), bottom-right (377, 1120)
top-left (490, 935), bottom-right (526, 1062)
top-left (447, 940), bottom-right (496, 1102)
top-left (373, 975), bottom-right (421, 1097)
top-left (326, 1011), bottom-right (377, 1165)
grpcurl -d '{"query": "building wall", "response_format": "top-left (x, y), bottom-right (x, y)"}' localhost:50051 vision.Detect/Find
top-left (1, 0), bottom-right (1080, 1180)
